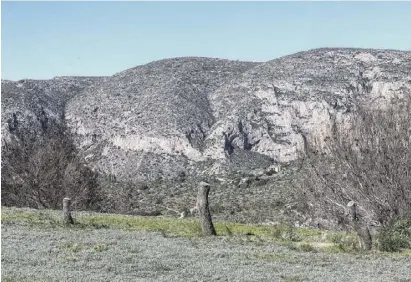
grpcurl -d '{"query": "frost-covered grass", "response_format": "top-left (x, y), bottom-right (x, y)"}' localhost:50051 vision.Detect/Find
top-left (2, 206), bottom-right (411, 281)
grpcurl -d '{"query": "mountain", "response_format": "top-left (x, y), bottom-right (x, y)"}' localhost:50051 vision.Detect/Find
top-left (66, 48), bottom-right (411, 182)
top-left (2, 48), bottom-right (411, 223)
top-left (65, 57), bottom-right (260, 183)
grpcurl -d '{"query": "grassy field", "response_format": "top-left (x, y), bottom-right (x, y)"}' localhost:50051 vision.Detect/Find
top-left (1, 206), bottom-right (411, 281)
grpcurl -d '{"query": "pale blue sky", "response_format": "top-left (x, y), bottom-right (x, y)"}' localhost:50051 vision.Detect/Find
top-left (2, 1), bottom-right (411, 80)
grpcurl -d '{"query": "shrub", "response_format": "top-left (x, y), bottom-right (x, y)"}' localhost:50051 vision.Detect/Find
top-left (270, 227), bottom-right (283, 239)
top-left (283, 224), bottom-right (302, 242)
top-left (328, 233), bottom-right (344, 245)
top-left (378, 232), bottom-right (409, 252)
top-left (1, 131), bottom-right (99, 210)
top-left (295, 96), bottom-right (411, 230)
top-left (378, 218), bottom-right (411, 252)
top-left (392, 218), bottom-right (411, 237)
top-left (299, 243), bottom-right (315, 252)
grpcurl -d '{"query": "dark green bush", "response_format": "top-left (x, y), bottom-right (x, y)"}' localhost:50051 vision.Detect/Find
top-left (378, 233), bottom-right (409, 252)
top-left (299, 243), bottom-right (316, 252)
top-left (378, 218), bottom-right (411, 252)
top-left (392, 218), bottom-right (411, 237)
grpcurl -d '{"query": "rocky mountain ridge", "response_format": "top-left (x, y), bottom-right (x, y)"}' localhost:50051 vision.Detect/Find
top-left (2, 48), bottom-right (411, 184)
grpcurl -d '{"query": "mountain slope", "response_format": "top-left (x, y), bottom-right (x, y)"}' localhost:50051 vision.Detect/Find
top-left (65, 58), bottom-right (260, 182)
top-left (3, 49), bottom-right (411, 182)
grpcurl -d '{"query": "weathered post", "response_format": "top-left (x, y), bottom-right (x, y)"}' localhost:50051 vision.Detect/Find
top-left (347, 200), bottom-right (372, 250)
top-left (196, 182), bottom-right (216, 236)
top-left (63, 197), bottom-right (74, 225)
top-left (347, 200), bottom-right (358, 221)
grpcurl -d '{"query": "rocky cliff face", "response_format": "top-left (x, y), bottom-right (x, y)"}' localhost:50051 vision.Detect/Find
top-left (207, 48), bottom-right (411, 164)
top-left (2, 48), bottom-right (411, 183)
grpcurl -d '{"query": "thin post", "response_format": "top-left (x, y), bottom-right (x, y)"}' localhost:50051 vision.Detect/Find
top-left (347, 200), bottom-right (358, 221)
top-left (196, 182), bottom-right (216, 236)
top-left (63, 197), bottom-right (74, 225)
top-left (347, 200), bottom-right (372, 250)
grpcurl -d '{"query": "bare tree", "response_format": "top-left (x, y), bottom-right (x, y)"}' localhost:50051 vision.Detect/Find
top-left (296, 96), bottom-right (411, 232)
top-left (1, 132), bottom-right (99, 210)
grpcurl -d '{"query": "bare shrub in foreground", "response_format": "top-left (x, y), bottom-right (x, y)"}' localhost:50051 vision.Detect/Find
top-left (296, 96), bottom-right (411, 231)
top-left (1, 132), bottom-right (99, 210)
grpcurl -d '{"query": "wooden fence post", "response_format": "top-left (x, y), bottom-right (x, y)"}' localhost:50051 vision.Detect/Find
top-left (63, 197), bottom-right (74, 225)
top-left (197, 182), bottom-right (216, 236)
top-left (347, 201), bottom-right (372, 250)
top-left (347, 200), bottom-right (358, 221)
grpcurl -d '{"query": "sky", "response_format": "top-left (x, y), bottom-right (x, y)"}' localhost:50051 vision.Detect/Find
top-left (1, 1), bottom-right (411, 81)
